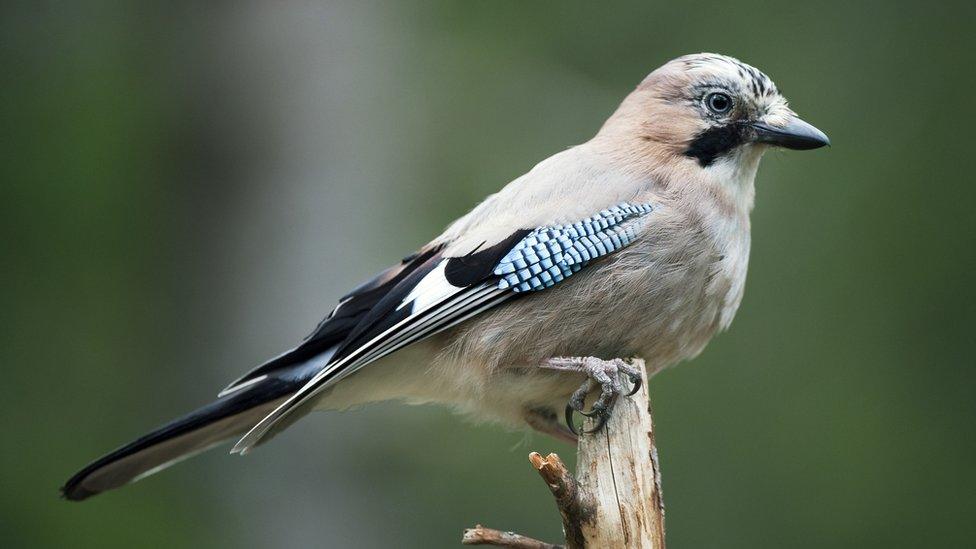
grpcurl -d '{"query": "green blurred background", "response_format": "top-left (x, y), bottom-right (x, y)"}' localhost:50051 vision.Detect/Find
top-left (3, 1), bottom-right (975, 547)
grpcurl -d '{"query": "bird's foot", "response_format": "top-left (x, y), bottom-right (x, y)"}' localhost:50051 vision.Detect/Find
top-left (542, 357), bottom-right (642, 435)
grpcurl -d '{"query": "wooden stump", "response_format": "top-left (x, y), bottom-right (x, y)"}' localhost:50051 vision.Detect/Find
top-left (463, 359), bottom-right (665, 548)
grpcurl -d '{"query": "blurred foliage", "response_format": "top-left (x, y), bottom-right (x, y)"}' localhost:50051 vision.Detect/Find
top-left (2, 1), bottom-right (975, 548)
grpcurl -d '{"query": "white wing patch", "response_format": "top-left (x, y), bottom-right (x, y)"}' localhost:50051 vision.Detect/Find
top-left (397, 262), bottom-right (457, 311)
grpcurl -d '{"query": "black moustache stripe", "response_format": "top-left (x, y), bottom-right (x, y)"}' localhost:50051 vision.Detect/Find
top-left (684, 124), bottom-right (744, 167)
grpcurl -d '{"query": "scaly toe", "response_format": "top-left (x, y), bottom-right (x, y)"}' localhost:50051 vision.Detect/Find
top-left (612, 359), bottom-right (642, 396)
top-left (583, 409), bottom-right (610, 433)
top-left (578, 403), bottom-right (605, 418)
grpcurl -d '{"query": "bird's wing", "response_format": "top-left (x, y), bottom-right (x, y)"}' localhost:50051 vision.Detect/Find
top-left (218, 244), bottom-right (445, 397)
top-left (231, 202), bottom-right (655, 453)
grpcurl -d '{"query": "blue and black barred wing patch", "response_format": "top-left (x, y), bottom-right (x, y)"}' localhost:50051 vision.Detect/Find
top-left (494, 202), bottom-right (654, 292)
top-left (232, 201), bottom-right (654, 453)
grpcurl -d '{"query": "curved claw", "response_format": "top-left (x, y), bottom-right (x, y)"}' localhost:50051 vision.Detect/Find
top-left (625, 374), bottom-right (642, 396)
top-left (565, 404), bottom-right (580, 436)
top-left (584, 413), bottom-right (608, 434)
top-left (566, 403), bottom-right (610, 434)
top-left (578, 406), bottom-right (604, 418)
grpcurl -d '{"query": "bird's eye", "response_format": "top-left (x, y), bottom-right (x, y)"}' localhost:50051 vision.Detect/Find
top-left (705, 92), bottom-right (733, 114)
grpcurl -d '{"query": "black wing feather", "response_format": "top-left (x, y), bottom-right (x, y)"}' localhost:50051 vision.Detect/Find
top-left (329, 251), bottom-right (448, 362)
top-left (443, 230), bottom-right (531, 286)
top-left (220, 244), bottom-right (443, 394)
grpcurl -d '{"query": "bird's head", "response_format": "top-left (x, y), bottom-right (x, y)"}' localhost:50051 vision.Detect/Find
top-left (597, 53), bottom-right (828, 191)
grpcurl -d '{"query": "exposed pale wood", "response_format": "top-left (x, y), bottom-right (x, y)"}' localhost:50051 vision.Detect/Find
top-left (462, 525), bottom-right (564, 549)
top-left (576, 360), bottom-right (665, 548)
top-left (528, 452), bottom-right (588, 548)
top-left (463, 359), bottom-right (665, 548)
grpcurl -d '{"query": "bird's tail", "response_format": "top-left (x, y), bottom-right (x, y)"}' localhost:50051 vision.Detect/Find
top-left (61, 376), bottom-right (302, 501)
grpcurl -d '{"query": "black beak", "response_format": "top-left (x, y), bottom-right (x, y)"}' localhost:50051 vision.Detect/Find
top-left (749, 117), bottom-right (830, 150)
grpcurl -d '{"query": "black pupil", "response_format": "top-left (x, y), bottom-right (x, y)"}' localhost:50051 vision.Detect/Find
top-left (709, 94), bottom-right (730, 113)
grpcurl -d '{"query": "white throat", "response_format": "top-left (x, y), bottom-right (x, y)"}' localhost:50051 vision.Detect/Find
top-left (703, 144), bottom-right (764, 215)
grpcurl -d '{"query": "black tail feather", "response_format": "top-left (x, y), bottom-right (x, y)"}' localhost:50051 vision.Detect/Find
top-left (62, 377), bottom-right (297, 501)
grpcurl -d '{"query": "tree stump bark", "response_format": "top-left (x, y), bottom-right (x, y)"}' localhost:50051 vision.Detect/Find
top-left (463, 359), bottom-right (665, 548)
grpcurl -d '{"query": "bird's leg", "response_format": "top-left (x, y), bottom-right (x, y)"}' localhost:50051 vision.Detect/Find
top-left (523, 407), bottom-right (578, 444)
top-left (541, 357), bottom-right (642, 434)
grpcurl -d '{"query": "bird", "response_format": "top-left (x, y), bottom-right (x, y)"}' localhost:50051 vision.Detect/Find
top-left (62, 53), bottom-right (829, 501)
